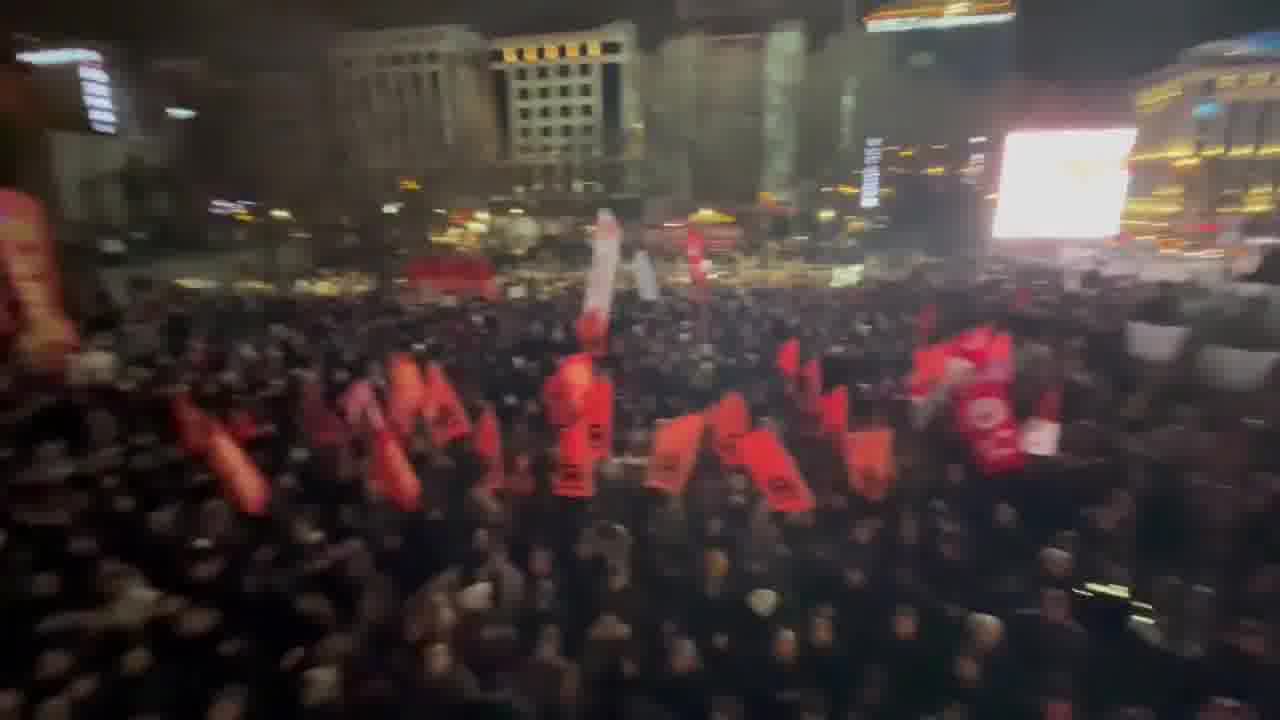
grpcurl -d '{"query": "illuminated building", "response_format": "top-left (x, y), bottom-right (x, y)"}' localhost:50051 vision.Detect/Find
top-left (14, 44), bottom-right (125, 136)
top-left (488, 23), bottom-right (640, 167)
top-left (1127, 32), bottom-right (1280, 243)
top-left (332, 26), bottom-right (500, 188)
top-left (863, 0), bottom-right (1016, 33)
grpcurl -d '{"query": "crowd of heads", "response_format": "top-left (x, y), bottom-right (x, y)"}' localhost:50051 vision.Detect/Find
top-left (2, 266), bottom-right (1278, 720)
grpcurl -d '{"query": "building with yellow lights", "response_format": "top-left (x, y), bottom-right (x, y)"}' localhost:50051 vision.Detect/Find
top-left (1127, 32), bottom-right (1280, 245)
top-left (488, 23), bottom-right (642, 167)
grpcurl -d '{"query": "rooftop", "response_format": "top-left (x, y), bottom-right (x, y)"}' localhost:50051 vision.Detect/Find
top-left (1181, 31), bottom-right (1280, 65)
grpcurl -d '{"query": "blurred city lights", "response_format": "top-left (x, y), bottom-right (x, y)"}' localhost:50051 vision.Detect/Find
top-left (16, 48), bottom-right (104, 66)
top-left (165, 107), bottom-right (198, 120)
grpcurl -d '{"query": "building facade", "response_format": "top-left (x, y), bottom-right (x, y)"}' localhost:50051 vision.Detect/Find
top-left (1127, 32), bottom-right (1280, 245)
top-left (332, 25), bottom-right (499, 199)
top-left (488, 22), bottom-right (641, 172)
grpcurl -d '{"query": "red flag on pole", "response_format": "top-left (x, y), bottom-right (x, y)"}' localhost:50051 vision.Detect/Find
top-left (740, 429), bottom-right (815, 514)
top-left (369, 429), bottom-right (423, 512)
top-left (552, 421), bottom-right (595, 499)
top-left (643, 413), bottom-right (706, 495)
top-left (776, 338), bottom-right (801, 379)
top-left (205, 421), bottom-right (271, 516)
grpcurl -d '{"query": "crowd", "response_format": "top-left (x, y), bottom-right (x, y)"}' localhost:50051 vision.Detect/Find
top-left (2, 267), bottom-right (1278, 720)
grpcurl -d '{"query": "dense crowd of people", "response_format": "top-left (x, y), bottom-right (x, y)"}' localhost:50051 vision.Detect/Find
top-left (2, 268), bottom-right (1278, 720)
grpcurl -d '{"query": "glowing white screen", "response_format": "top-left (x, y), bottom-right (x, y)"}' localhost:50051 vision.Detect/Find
top-left (992, 128), bottom-right (1137, 241)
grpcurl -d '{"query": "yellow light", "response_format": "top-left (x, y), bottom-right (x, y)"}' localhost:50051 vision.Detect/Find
top-left (1248, 72), bottom-right (1270, 87)
top-left (924, 166), bottom-right (946, 176)
top-left (233, 212), bottom-right (255, 223)
top-left (524, 46), bottom-right (538, 63)
top-left (564, 44), bottom-right (579, 58)
top-left (1217, 74), bottom-right (1240, 90)
top-left (502, 48), bottom-right (518, 63)
top-left (268, 208), bottom-right (293, 221)
top-left (1201, 146), bottom-right (1226, 157)
top-left (544, 44), bottom-right (560, 60)
top-left (816, 208), bottom-right (837, 222)
top-left (587, 41), bottom-right (602, 57)
top-left (899, 150), bottom-right (914, 158)
top-left (836, 184), bottom-right (858, 195)
top-left (399, 178), bottom-right (422, 191)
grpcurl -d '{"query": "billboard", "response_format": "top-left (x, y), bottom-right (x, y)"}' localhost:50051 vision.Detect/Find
top-left (992, 128), bottom-right (1137, 241)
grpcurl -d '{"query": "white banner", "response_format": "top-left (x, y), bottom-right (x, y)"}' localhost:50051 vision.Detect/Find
top-left (1124, 322), bottom-right (1190, 364)
top-left (1196, 345), bottom-right (1280, 392)
top-left (632, 250), bottom-right (660, 301)
top-left (583, 209), bottom-right (622, 320)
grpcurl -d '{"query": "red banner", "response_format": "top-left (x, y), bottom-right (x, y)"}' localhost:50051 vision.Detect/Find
top-left (583, 377), bottom-right (614, 462)
top-left (552, 421), bottom-right (595, 499)
top-left (406, 255), bottom-right (497, 298)
top-left (708, 392), bottom-right (750, 467)
top-left (206, 422), bottom-right (271, 516)
top-left (776, 338), bottom-right (800, 379)
top-left (370, 429), bottom-right (423, 512)
top-left (644, 413), bottom-right (706, 495)
top-left (388, 354), bottom-right (426, 437)
top-left (820, 386), bottom-right (849, 439)
top-left (953, 380), bottom-right (1025, 476)
top-left (0, 190), bottom-right (77, 367)
top-left (740, 429), bottom-right (816, 514)
top-left (424, 362), bottom-right (472, 446)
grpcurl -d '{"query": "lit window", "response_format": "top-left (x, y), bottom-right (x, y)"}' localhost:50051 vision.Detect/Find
top-left (565, 44), bottom-right (580, 59)
top-left (545, 45), bottom-right (560, 60)
top-left (524, 47), bottom-right (539, 62)
top-left (503, 48), bottom-right (518, 63)
top-left (587, 41), bottom-right (602, 57)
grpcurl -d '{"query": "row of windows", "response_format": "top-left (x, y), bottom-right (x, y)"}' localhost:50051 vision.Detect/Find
top-left (517, 104), bottom-right (594, 120)
top-left (492, 41), bottom-right (623, 64)
top-left (342, 51), bottom-right (443, 69)
top-left (518, 125), bottom-right (597, 139)
top-left (511, 64), bottom-right (593, 81)
top-left (516, 84), bottom-right (594, 101)
top-left (515, 143), bottom-right (602, 156)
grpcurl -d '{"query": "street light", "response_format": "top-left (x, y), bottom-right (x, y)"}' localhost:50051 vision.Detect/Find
top-left (165, 106), bottom-right (198, 120)
top-left (268, 208), bottom-right (293, 221)
top-left (381, 202), bottom-right (403, 215)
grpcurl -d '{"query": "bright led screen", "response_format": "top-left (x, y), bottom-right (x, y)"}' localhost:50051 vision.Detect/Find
top-left (992, 128), bottom-right (1137, 241)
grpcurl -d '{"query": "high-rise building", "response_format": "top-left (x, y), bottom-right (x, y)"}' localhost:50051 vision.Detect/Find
top-left (488, 22), bottom-right (641, 168)
top-left (332, 25), bottom-right (500, 193)
top-left (1127, 32), bottom-right (1280, 244)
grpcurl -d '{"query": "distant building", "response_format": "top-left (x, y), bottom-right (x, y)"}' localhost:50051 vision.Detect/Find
top-left (1127, 32), bottom-right (1280, 245)
top-left (332, 25), bottom-right (499, 194)
top-left (488, 22), bottom-right (641, 170)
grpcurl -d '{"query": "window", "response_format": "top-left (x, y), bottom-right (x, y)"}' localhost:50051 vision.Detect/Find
top-left (579, 84), bottom-right (592, 97)
top-left (603, 41), bottom-right (623, 54)
top-left (560, 106), bottom-right (572, 118)
top-left (583, 125), bottom-right (595, 136)
top-left (587, 41), bottom-right (602, 57)
top-left (427, 51), bottom-right (439, 63)
top-left (410, 52), bottom-right (423, 64)
top-left (562, 126), bottom-right (573, 137)
top-left (559, 86), bottom-right (571, 98)
top-left (581, 105), bottom-right (593, 117)
top-left (537, 67), bottom-right (549, 79)
top-left (579, 64), bottom-right (592, 77)
top-left (565, 44), bottom-right (580, 59)
top-left (539, 87), bottom-right (551, 99)
top-left (558, 65), bottom-right (571, 78)
top-left (539, 107), bottom-right (551, 118)
top-left (520, 128), bottom-right (531, 138)
top-left (516, 68), bottom-right (527, 81)
top-left (524, 47), bottom-right (539, 62)
top-left (518, 88), bottom-right (529, 100)
top-left (542, 127), bottom-right (552, 137)
top-left (519, 108), bottom-right (531, 120)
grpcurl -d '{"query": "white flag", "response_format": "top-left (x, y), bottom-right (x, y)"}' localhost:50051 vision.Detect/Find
top-left (583, 209), bottom-right (622, 320)
top-left (632, 250), bottom-right (660, 301)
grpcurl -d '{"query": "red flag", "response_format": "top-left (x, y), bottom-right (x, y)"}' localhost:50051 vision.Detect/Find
top-left (474, 407), bottom-right (504, 491)
top-left (583, 377), bottom-right (614, 462)
top-left (552, 421), bottom-right (595, 499)
top-left (708, 392), bottom-right (750, 467)
top-left (844, 429), bottom-right (896, 502)
top-left (953, 379), bottom-right (1025, 476)
top-left (205, 422), bottom-right (270, 516)
top-left (908, 344), bottom-right (948, 404)
top-left (820, 386), bottom-right (849, 439)
top-left (740, 429), bottom-right (816, 514)
top-left (576, 309), bottom-right (609, 356)
top-left (173, 393), bottom-right (211, 456)
top-left (543, 353), bottom-right (593, 430)
top-left (687, 227), bottom-right (707, 286)
top-left (423, 362), bottom-right (471, 447)
top-left (776, 338), bottom-right (801, 379)
top-left (387, 353), bottom-right (426, 437)
top-left (1021, 385), bottom-right (1062, 457)
top-left (369, 429), bottom-right (423, 512)
top-left (643, 413), bottom-right (706, 495)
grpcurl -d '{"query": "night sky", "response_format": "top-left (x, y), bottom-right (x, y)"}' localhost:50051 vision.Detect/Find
top-left (10, 0), bottom-right (1280, 88)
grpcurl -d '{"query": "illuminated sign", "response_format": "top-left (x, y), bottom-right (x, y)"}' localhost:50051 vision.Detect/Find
top-left (866, 12), bottom-right (1014, 33)
top-left (992, 128), bottom-right (1138, 241)
top-left (861, 137), bottom-right (883, 209)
